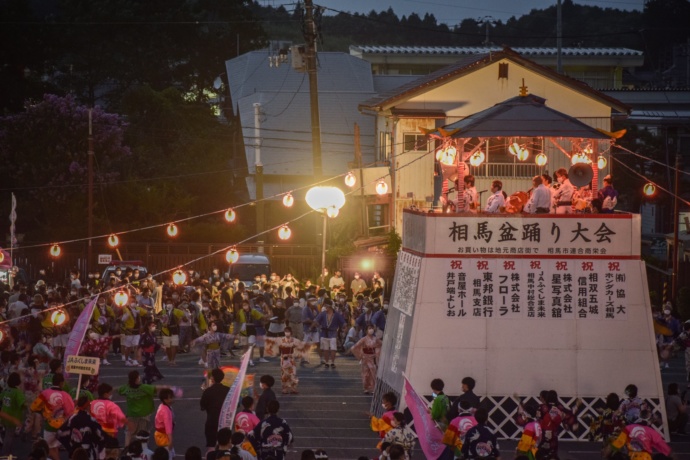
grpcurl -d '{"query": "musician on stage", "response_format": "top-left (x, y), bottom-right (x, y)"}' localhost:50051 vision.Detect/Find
top-left (484, 180), bottom-right (505, 214)
top-left (553, 168), bottom-right (575, 214)
top-left (458, 175), bottom-right (479, 213)
top-left (524, 176), bottom-right (551, 214)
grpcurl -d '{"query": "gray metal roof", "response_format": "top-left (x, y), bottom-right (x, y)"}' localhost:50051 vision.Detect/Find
top-left (351, 45), bottom-right (643, 57)
top-left (435, 94), bottom-right (611, 139)
top-left (225, 51), bottom-right (378, 185)
top-left (373, 75), bottom-right (420, 94)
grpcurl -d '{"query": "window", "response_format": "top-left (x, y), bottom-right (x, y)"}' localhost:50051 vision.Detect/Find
top-left (378, 131), bottom-right (392, 161)
top-left (403, 133), bottom-right (429, 152)
top-left (368, 204), bottom-right (390, 235)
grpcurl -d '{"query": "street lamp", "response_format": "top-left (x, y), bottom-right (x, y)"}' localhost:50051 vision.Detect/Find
top-left (305, 186), bottom-right (346, 274)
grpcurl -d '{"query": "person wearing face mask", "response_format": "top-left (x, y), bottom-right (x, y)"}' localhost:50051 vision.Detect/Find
top-left (158, 299), bottom-right (185, 366)
top-left (328, 270), bottom-right (345, 298)
top-left (314, 300), bottom-right (346, 368)
top-left (553, 168), bottom-right (574, 214)
top-left (279, 274), bottom-right (298, 300)
top-left (237, 300), bottom-right (264, 366)
top-left (285, 299), bottom-right (304, 341)
top-left (139, 320), bottom-right (164, 384)
top-left (369, 392), bottom-right (398, 443)
top-left (355, 302), bottom-right (375, 338)
top-left (122, 299), bottom-right (150, 367)
top-left (264, 326), bottom-right (311, 394)
top-left (350, 272), bottom-right (367, 301)
top-left (350, 324), bottom-right (382, 395)
top-left (90, 296), bottom-right (115, 365)
top-left (190, 320), bottom-right (234, 369)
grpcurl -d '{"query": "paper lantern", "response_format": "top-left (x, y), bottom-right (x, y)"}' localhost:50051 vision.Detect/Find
top-left (469, 150), bottom-right (485, 167)
top-left (282, 193), bottom-right (294, 208)
top-left (375, 180), bottom-right (388, 195)
top-left (326, 206), bottom-right (339, 218)
top-left (344, 172), bottom-right (356, 187)
top-left (225, 208), bottom-right (236, 223)
top-left (516, 147), bottom-right (529, 162)
top-left (643, 183), bottom-right (656, 197)
top-left (535, 153), bottom-right (547, 167)
top-left (436, 146), bottom-right (457, 166)
top-left (114, 291), bottom-right (129, 307)
top-left (278, 225), bottom-right (291, 240)
top-left (167, 223), bottom-right (178, 237)
top-left (173, 269), bottom-right (187, 285)
top-left (0, 252), bottom-right (4, 264)
top-left (51, 309), bottom-right (69, 326)
top-left (226, 247), bottom-right (239, 264)
top-left (50, 244), bottom-right (61, 258)
top-left (597, 156), bottom-right (607, 170)
top-left (108, 234), bottom-right (119, 248)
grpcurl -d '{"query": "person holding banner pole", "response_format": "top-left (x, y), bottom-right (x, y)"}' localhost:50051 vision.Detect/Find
top-left (200, 368), bottom-right (229, 451)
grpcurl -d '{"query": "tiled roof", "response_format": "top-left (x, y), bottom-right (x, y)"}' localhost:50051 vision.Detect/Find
top-left (351, 45), bottom-right (643, 57)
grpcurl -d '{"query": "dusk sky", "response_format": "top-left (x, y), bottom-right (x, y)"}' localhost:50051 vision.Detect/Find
top-left (311, 0), bottom-right (645, 24)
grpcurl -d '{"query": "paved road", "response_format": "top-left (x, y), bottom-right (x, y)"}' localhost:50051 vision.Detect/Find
top-left (8, 345), bottom-right (690, 459)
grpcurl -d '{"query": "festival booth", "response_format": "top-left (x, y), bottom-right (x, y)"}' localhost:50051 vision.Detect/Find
top-left (373, 90), bottom-right (668, 441)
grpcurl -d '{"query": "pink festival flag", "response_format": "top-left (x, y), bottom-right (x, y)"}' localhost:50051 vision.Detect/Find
top-left (63, 296), bottom-right (99, 377)
top-left (218, 349), bottom-right (251, 429)
top-left (404, 376), bottom-right (446, 460)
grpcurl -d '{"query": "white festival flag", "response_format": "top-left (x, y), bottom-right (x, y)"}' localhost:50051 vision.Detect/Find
top-left (218, 349), bottom-right (251, 430)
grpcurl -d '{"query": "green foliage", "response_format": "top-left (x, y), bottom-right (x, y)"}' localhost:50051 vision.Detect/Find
top-left (385, 230), bottom-right (402, 256)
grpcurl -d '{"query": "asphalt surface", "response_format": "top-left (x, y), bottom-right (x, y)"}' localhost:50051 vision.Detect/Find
top-left (7, 345), bottom-right (690, 459)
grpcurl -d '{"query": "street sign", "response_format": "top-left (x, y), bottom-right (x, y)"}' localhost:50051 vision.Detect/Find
top-left (98, 254), bottom-right (112, 265)
top-left (65, 355), bottom-right (100, 375)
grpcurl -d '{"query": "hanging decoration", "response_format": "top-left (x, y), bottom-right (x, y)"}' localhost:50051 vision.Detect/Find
top-left (597, 156), bottom-right (607, 170)
top-left (344, 172), bottom-right (356, 187)
top-left (535, 153), bottom-right (547, 167)
top-left (50, 244), bottom-right (61, 258)
top-left (226, 247), bottom-right (239, 264)
top-left (173, 269), bottom-right (187, 285)
top-left (469, 150), bottom-right (485, 167)
top-left (435, 145), bottom-right (457, 166)
top-left (225, 209), bottom-right (236, 223)
top-left (108, 234), bottom-right (119, 248)
top-left (375, 180), bottom-right (388, 195)
top-left (282, 192), bottom-right (294, 208)
top-left (51, 309), bottom-right (69, 326)
top-left (278, 225), bottom-right (292, 240)
top-left (167, 223), bottom-right (179, 237)
top-left (571, 152), bottom-right (592, 165)
top-left (326, 206), bottom-right (340, 218)
top-left (114, 291), bottom-right (129, 307)
top-left (643, 183), bottom-right (656, 197)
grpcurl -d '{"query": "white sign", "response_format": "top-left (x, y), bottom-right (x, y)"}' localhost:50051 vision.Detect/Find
top-left (98, 254), bottom-right (112, 265)
top-left (403, 211), bottom-right (641, 258)
top-left (65, 355), bottom-right (100, 375)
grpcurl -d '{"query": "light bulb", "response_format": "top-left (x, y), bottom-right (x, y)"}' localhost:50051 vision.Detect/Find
top-left (108, 234), bottom-right (119, 248)
top-left (282, 193), bottom-right (294, 208)
top-left (225, 208), bottom-right (236, 222)
top-left (375, 180), bottom-right (388, 195)
top-left (50, 244), bottom-right (61, 258)
top-left (226, 247), bottom-right (239, 264)
top-left (344, 172), bottom-right (356, 187)
top-left (278, 225), bottom-right (292, 240)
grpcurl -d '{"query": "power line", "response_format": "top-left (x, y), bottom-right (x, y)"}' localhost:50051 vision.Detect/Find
top-left (611, 156), bottom-right (690, 208)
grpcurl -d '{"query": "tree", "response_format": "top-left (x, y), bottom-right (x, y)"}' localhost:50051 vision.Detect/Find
top-left (0, 94), bottom-right (131, 239)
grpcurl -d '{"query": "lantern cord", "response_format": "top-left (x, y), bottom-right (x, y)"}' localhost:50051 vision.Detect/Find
top-left (610, 156), bottom-right (690, 207)
top-left (613, 144), bottom-right (690, 178)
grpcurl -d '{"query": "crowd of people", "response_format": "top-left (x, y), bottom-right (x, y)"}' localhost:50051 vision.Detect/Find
top-left (443, 170), bottom-right (618, 215)
top-left (0, 266), bottom-right (390, 459)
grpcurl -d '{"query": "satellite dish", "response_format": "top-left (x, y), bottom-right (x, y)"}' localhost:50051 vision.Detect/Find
top-left (569, 163), bottom-right (594, 187)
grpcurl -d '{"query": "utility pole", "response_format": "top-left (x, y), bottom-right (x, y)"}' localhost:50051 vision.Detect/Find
top-left (87, 109), bottom-right (94, 274)
top-left (303, 0), bottom-right (323, 177)
top-left (556, 0), bottom-right (563, 73)
top-left (672, 153), bottom-right (681, 306)
top-left (354, 123), bottom-right (367, 237)
top-left (254, 103), bottom-right (264, 251)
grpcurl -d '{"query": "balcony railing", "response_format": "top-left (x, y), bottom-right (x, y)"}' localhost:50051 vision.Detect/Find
top-left (471, 162), bottom-right (541, 178)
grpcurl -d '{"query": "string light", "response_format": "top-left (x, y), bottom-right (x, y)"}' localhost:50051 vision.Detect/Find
top-left (535, 153), bottom-right (547, 167)
top-left (344, 172), bottom-right (356, 187)
top-left (50, 244), bottom-right (61, 258)
top-left (375, 180), bottom-right (388, 195)
top-left (469, 150), bottom-right (485, 167)
top-left (643, 183), bottom-right (656, 197)
top-left (278, 225), bottom-right (291, 240)
top-left (509, 142), bottom-right (521, 156)
top-left (224, 208), bottom-right (236, 223)
top-left (597, 156), bottom-right (607, 170)
top-left (167, 223), bottom-right (178, 237)
top-left (226, 247), bottom-right (239, 264)
top-left (173, 269), bottom-right (187, 285)
top-left (326, 206), bottom-right (339, 218)
top-left (516, 147), bottom-right (529, 162)
top-left (108, 234), bottom-right (119, 248)
top-left (571, 152), bottom-right (591, 165)
top-left (50, 309), bottom-right (68, 326)
top-left (282, 192), bottom-right (294, 208)
top-left (436, 145), bottom-right (457, 166)
top-left (114, 290), bottom-right (129, 307)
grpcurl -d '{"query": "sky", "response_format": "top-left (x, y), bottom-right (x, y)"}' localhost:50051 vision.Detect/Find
top-left (301, 0), bottom-right (645, 24)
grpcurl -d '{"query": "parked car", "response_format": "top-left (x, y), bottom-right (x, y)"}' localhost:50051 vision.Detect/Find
top-left (225, 253), bottom-right (270, 289)
top-left (102, 260), bottom-right (149, 281)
